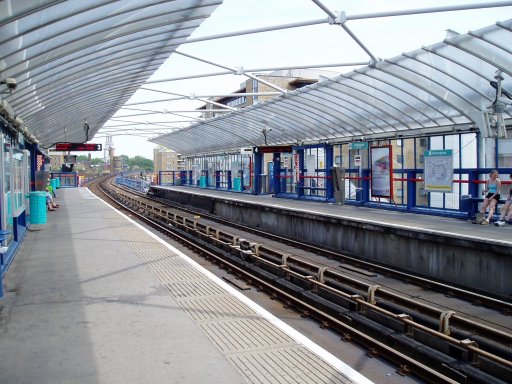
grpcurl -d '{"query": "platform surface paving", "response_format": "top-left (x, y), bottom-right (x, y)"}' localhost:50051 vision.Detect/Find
top-left (0, 188), bottom-right (370, 384)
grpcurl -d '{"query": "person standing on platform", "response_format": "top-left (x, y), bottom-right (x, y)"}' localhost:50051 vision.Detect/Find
top-left (495, 173), bottom-right (512, 227)
top-left (475, 170), bottom-right (501, 225)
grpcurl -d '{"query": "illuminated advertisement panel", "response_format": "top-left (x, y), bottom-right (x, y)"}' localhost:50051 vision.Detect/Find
top-left (371, 145), bottom-right (393, 199)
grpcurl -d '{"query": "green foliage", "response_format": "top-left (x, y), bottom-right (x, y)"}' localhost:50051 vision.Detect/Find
top-left (126, 155), bottom-right (153, 171)
top-left (76, 155), bottom-right (89, 162)
top-left (91, 158), bottom-right (104, 166)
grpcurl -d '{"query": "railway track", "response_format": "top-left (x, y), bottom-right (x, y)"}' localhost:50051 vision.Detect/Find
top-left (90, 176), bottom-right (512, 384)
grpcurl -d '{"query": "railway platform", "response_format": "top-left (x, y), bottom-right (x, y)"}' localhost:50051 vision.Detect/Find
top-left (0, 187), bottom-right (373, 384)
top-left (149, 185), bottom-right (512, 300)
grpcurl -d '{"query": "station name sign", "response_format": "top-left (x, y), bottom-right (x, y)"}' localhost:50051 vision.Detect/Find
top-left (54, 143), bottom-right (102, 151)
top-left (348, 142), bottom-right (368, 150)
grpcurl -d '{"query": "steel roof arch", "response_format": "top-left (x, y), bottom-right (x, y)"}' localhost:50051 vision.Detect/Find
top-left (152, 20), bottom-right (512, 155)
top-left (1, 0), bottom-right (222, 146)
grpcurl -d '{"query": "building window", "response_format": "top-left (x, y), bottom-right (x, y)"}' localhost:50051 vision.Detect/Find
top-left (252, 79), bottom-right (259, 102)
top-left (419, 155), bottom-right (424, 163)
top-left (396, 154), bottom-right (403, 164)
top-left (397, 189), bottom-right (403, 197)
top-left (419, 138), bottom-right (427, 147)
top-left (419, 188), bottom-right (427, 197)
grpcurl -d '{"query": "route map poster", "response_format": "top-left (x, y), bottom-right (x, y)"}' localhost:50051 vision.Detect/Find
top-left (424, 149), bottom-right (453, 193)
top-left (370, 145), bottom-right (393, 198)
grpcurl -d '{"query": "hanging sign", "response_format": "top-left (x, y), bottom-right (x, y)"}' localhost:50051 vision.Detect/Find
top-left (349, 142), bottom-right (368, 150)
top-left (54, 143), bottom-right (102, 151)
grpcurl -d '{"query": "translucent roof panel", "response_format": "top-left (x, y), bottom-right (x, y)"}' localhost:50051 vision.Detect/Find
top-left (0, 0), bottom-right (222, 147)
top-left (151, 19), bottom-right (512, 156)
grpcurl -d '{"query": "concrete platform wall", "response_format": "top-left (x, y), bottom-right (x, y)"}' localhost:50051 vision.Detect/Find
top-left (153, 188), bottom-right (511, 299)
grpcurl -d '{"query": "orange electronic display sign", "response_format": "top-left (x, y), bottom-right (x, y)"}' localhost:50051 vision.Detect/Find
top-left (55, 143), bottom-right (102, 151)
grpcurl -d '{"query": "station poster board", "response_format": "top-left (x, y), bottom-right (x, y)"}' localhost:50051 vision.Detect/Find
top-left (242, 154), bottom-right (252, 189)
top-left (371, 145), bottom-right (393, 199)
top-left (424, 149), bottom-right (453, 193)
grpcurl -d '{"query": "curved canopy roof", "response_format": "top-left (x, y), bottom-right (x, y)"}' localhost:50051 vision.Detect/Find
top-left (0, 0), bottom-right (221, 147)
top-left (151, 19), bottom-right (512, 156)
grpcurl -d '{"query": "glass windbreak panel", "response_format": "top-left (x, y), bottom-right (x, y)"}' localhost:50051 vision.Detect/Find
top-left (2, 133), bottom-right (13, 243)
top-left (334, 144), bottom-right (351, 169)
top-left (401, 138), bottom-right (416, 169)
top-left (303, 147), bottom-right (326, 197)
top-left (430, 136), bottom-right (444, 150)
top-left (231, 154), bottom-right (241, 189)
top-left (416, 173), bottom-right (428, 207)
top-left (280, 153), bottom-right (294, 194)
top-left (460, 133), bottom-right (477, 169)
top-left (12, 149), bottom-right (25, 215)
top-left (498, 133), bottom-right (512, 168)
top-left (416, 137), bottom-right (428, 168)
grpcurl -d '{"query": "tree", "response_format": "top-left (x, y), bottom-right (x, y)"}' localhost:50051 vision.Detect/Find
top-left (127, 155), bottom-right (153, 171)
top-left (91, 158), bottom-right (105, 166)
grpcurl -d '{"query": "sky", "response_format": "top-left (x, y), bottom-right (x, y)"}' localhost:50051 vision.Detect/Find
top-left (93, 0), bottom-right (512, 159)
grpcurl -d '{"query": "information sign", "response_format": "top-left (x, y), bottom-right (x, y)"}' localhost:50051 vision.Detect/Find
top-left (54, 143), bottom-right (102, 151)
top-left (349, 142), bottom-right (368, 150)
top-left (424, 149), bottom-right (453, 193)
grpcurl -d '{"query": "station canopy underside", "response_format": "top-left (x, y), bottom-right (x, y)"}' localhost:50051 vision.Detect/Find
top-left (151, 19), bottom-right (512, 156)
top-left (0, 0), bottom-right (221, 147)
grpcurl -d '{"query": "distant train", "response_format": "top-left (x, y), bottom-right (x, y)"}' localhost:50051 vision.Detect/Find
top-left (115, 176), bottom-right (151, 194)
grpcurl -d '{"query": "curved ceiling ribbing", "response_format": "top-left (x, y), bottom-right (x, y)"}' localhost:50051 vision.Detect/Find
top-left (0, 0), bottom-right (222, 147)
top-left (152, 20), bottom-right (512, 156)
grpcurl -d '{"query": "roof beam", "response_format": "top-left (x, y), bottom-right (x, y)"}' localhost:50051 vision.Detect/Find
top-left (175, 50), bottom-right (288, 94)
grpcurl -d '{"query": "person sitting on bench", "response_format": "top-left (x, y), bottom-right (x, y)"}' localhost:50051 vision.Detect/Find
top-left (475, 170), bottom-right (501, 225)
top-left (495, 173), bottom-right (512, 227)
top-left (46, 187), bottom-right (59, 211)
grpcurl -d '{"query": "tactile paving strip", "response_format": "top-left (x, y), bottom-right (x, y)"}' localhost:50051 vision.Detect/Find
top-left (200, 317), bottom-right (296, 353)
top-left (231, 347), bottom-right (351, 384)
top-left (110, 213), bottom-right (357, 384)
top-left (163, 280), bottom-right (226, 298)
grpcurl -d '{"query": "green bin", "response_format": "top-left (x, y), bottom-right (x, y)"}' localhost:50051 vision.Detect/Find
top-left (50, 178), bottom-right (58, 191)
top-left (233, 177), bottom-right (242, 192)
top-left (55, 177), bottom-right (61, 188)
top-left (29, 191), bottom-right (47, 224)
top-left (199, 176), bottom-right (207, 188)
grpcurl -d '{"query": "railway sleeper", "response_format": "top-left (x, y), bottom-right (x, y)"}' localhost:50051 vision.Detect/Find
top-left (374, 300), bottom-right (512, 363)
top-left (298, 290), bottom-right (501, 383)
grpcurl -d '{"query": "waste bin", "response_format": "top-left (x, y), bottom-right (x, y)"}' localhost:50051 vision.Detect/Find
top-left (55, 177), bottom-right (61, 188)
top-left (233, 177), bottom-right (242, 192)
top-left (460, 195), bottom-right (471, 211)
top-left (259, 174), bottom-right (268, 194)
top-left (199, 176), bottom-right (207, 188)
top-left (29, 191), bottom-right (47, 224)
top-left (356, 187), bottom-right (363, 202)
top-left (50, 178), bottom-right (58, 191)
